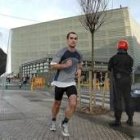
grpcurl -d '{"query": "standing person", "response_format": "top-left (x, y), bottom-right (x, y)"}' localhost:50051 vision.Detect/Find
top-left (50, 32), bottom-right (83, 136)
top-left (108, 40), bottom-right (134, 127)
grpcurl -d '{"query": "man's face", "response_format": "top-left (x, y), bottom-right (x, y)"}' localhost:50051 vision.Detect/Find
top-left (67, 33), bottom-right (78, 48)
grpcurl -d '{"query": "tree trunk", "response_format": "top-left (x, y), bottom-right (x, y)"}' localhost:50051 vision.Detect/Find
top-left (89, 31), bottom-right (95, 112)
top-left (91, 32), bottom-right (94, 78)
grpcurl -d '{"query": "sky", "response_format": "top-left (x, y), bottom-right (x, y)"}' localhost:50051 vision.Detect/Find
top-left (0, 0), bottom-right (140, 52)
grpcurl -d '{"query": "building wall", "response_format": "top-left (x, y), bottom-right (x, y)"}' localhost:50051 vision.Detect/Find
top-left (129, 14), bottom-right (140, 69)
top-left (10, 7), bottom-right (140, 74)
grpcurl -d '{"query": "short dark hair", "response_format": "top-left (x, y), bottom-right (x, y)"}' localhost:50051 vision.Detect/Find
top-left (66, 32), bottom-right (78, 39)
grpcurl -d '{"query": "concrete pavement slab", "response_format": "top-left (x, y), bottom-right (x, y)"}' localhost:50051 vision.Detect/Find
top-left (0, 90), bottom-right (139, 140)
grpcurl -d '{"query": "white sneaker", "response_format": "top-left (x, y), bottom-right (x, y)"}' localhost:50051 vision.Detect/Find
top-left (50, 121), bottom-right (56, 131)
top-left (61, 123), bottom-right (70, 137)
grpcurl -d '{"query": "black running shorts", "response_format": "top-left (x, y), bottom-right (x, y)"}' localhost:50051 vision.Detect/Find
top-left (54, 85), bottom-right (77, 101)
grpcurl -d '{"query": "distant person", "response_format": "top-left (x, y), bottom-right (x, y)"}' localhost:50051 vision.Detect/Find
top-left (49, 32), bottom-right (83, 136)
top-left (98, 72), bottom-right (105, 87)
top-left (108, 40), bottom-right (134, 127)
top-left (19, 75), bottom-right (29, 88)
top-left (23, 77), bottom-right (27, 84)
top-left (7, 77), bottom-right (11, 83)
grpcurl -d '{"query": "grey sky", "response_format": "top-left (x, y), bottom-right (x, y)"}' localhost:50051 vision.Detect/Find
top-left (0, 0), bottom-right (140, 52)
top-left (113, 0), bottom-right (140, 23)
top-left (0, 0), bottom-right (139, 28)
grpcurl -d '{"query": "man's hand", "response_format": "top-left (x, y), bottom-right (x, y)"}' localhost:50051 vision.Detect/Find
top-left (63, 59), bottom-right (72, 68)
top-left (75, 69), bottom-right (82, 79)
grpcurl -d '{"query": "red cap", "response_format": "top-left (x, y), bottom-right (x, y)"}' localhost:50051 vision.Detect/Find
top-left (117, 40), bottom-right (128, 50)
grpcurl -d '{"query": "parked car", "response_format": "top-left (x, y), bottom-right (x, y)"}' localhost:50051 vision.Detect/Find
top-left (131, 83), bottom-right (140, 111)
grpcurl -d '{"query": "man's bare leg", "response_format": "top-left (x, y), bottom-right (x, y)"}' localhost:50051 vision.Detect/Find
top-left (61, 95), bottom-right (77, 136)
top-left (50, 100), bottom-right (61, 131)
top-left (65, 95), bottom-right (77, 119)
top-left (51, 100), bottom-right (61, 119)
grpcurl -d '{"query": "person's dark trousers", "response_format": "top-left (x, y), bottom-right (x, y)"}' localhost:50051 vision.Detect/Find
top-left (113, 75), bottom-right (134, 122)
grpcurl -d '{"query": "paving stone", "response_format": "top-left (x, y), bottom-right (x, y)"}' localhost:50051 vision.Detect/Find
top-left (0, 90), bottom-right (138, 140)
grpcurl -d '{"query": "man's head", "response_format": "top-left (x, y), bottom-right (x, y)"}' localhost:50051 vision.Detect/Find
top-left (117, 40), bottom-right (128, 50)
top-left (66, 32), bottom-right (78, 48)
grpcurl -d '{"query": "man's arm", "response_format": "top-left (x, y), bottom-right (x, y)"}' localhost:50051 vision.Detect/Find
top-left (51, 59), bottom-right (72, 70)
top-left (75, 63), bottom-right (83, 78)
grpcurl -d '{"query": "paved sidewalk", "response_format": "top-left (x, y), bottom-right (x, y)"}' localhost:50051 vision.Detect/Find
top-left (0, 89), bottom-right (139, 140)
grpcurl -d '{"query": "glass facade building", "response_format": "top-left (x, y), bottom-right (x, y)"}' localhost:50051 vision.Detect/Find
top-left (10, 7), bottom-right (140, 75)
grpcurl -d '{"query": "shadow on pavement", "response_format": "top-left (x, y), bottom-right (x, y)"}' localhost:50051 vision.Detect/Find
top-left (75, 111), bottom-right (140, 140)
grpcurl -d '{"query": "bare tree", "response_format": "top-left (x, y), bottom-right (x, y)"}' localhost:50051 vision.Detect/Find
top-left (78, 0), bottom-right (111, 111)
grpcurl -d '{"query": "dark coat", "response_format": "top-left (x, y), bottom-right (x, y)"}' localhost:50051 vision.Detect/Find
top-left (108, 49), bottom-right (133, 76)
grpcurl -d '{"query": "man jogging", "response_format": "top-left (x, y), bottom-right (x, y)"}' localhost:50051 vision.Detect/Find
top-left (50, 32), bottom-right (83, 136)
